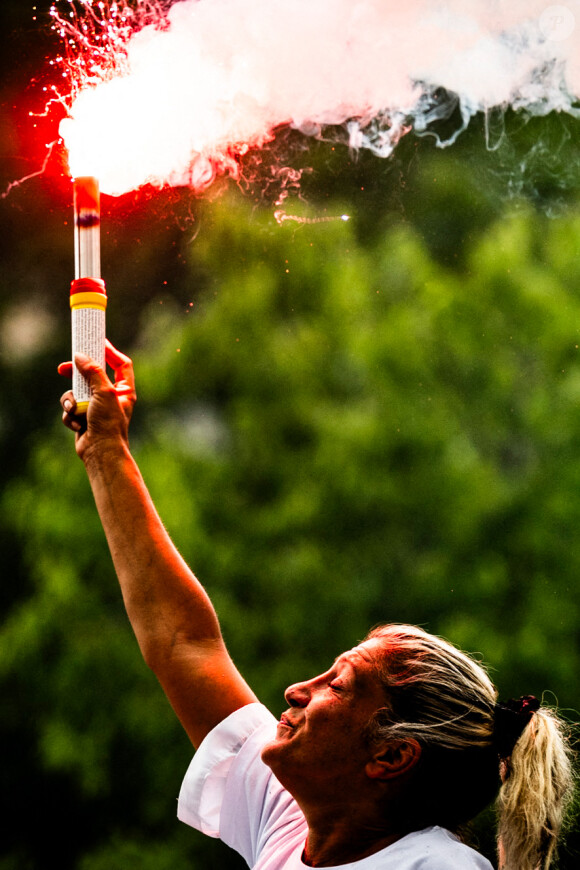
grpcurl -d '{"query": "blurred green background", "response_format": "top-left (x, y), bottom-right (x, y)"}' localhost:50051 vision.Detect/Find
top-left (1, 2), bottom-right (580, 868)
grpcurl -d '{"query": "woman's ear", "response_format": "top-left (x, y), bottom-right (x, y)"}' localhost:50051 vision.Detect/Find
top-left (365, 738), bottom-right (421, 781)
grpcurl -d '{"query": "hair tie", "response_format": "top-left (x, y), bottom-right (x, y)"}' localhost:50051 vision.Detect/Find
top-left (493, 695), bottom-right (540, 759)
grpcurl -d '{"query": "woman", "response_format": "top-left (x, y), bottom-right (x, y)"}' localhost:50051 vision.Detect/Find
top-left (178, 623), bottom-right (574, 870)
top-left (60, 347), bottom-right (575, 869)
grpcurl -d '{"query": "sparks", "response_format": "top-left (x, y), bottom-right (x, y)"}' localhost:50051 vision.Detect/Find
top-left (274, 211), bottom-right (350, 226)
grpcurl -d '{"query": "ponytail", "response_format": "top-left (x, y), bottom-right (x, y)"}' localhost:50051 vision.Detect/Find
top-left (497, 705), bottom-right (575, 870)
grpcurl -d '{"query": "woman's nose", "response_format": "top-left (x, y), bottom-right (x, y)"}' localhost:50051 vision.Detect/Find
top-left (284, 680), bottom-right (311, 707)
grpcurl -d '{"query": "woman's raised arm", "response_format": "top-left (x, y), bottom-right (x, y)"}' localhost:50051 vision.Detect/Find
top-left (59, 343), bottom-right (258, 748)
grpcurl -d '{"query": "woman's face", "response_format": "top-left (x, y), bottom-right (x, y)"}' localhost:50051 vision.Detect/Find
top-left (261, 638), bottom-right (389, 800)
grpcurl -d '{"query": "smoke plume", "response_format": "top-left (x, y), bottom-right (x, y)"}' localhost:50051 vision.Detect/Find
top-left (56, 0), bottom-right (580, 195)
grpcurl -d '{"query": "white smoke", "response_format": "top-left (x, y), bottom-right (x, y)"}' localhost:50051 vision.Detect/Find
top-left (58, 0), bottom-right (580, 195)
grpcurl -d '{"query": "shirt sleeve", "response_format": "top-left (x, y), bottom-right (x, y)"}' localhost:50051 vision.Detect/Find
top-left (177, 702), bottom-right (274, 835)
top-left (177, 702), bottom-right (306, 867)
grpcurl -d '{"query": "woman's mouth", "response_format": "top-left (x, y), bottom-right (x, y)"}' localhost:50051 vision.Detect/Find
top-left (278, 713), bottom-right (295, 731)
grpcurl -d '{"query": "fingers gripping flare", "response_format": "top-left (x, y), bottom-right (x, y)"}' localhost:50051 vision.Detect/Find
top-left (60, 352), bottom-right (104, 433)
top-left (59, 341), bottom-right (136, 453)
top-left (105, 340), bottom-right (136, 401)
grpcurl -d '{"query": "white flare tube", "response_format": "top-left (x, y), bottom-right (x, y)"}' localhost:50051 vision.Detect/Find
top-left (71, 176), bottom-right (106, 413)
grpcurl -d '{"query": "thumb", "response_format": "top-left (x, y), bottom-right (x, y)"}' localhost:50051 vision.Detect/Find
top-left (74, 352), bottom-right (110, 391)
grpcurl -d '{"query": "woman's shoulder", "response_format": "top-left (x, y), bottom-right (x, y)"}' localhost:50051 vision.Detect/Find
top-left (379, 826), bottom-right (493, 869)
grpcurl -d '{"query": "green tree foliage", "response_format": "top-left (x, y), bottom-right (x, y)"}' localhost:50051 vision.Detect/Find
top-left (2, 179), bottom-right (580, 866)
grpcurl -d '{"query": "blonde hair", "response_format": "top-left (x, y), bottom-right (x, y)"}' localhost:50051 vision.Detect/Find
top-left (364, 624), bottom-right (575, 870)
top-left (498, 707), bottom-right (575, 869)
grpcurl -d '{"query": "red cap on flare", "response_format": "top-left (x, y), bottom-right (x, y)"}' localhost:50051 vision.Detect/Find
top-left (70, 277), bottom-right (107, 296)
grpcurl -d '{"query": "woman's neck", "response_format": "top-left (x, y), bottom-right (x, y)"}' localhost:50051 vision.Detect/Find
top-left (300, 806), bottom-right (412, 867)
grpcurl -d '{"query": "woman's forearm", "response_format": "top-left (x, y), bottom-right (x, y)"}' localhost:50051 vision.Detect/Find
top-left (83, 440), bottom-right (222, 667)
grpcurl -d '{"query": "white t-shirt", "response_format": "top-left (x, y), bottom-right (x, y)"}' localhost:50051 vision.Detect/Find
top-left (178, 703), bottom-right (494, 870)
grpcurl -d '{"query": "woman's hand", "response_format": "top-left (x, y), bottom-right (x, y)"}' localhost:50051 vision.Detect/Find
top-left (58, 340), bottom-right (137, 463)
